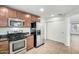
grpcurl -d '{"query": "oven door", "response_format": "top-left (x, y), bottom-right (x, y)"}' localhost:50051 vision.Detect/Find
top-left (10, 39), bottom-right (26, 54)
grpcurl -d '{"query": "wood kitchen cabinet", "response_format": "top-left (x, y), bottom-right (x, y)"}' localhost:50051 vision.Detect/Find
top-left (0, 6), bottom-right (40, 27)
top-left (24, 14), bottom-right (31, 27)
top-left (27, 35), bottom-right (34, 50)
top-left (0, 40), bottom-right (9, 54)
top-left (8, 8), bottom-right (17, 18)
top-left (0, 7), bottom-right (17, 27)
top-left (16, 11), bottom-right (25, 19)
top-left (31, 15), bottom-right (40, 22)
top-left (0, 7), bottom-right (9, 27)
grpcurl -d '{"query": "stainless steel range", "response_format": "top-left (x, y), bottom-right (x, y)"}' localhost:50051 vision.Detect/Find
top-left (7, 31), bottom-right (28, 54)
top-left (10, 39), bottom-right (26, 54)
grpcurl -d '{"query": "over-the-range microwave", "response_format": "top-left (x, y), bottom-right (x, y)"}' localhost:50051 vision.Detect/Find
top-left (8, 18), bottom-right (24, 28)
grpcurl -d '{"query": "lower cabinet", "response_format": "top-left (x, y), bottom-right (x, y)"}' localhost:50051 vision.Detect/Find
top-left (0, 40), bottom-right (9, 54)
top-left (27, 35), bottom-right (34, 50)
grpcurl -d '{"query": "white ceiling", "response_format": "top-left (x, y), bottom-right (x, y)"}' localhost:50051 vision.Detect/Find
top-left (7, 5), bottom-right (79, 18)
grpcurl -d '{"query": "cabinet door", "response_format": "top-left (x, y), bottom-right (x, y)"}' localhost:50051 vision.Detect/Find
top-left (8, 9), bottom-right (17, 18)
top-left (0, 7), bottom-right (8, 27)
top-left (31, 16), bottom-right (36, 22)
top-left (31, 16), bottom-right (40, 22)
top-left (24, 14), bottom-right (31, 27)
top-left (16, 11), bottom-right (24, 19)
top-left (0, 40), bottom-right (9, 54)
top-left (27, 35), bottom-right (34, 50)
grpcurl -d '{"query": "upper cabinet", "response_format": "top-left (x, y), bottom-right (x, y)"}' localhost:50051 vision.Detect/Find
top-left (8, 8), bottom-right (17, 18)
top-left (0, 7), bottom-right (17, 27)
top-left (16, 11), bottom-right (24, 19)
top-left (0, 7), bottom-right (9, 27)
top-left (31, 15), bottom-right (40, 22)
top-left (0, 7), bottom-right (40, 27)
top-left (24, 14), bottom-right (31, 27)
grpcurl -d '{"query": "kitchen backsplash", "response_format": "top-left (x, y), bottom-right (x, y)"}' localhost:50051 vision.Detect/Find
top-left (0, 27), bottom-right (31, 35)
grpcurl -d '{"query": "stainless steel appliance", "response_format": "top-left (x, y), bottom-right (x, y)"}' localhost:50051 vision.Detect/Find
top-left (8, 18), bottom-right (24, 27)
top-left (10, 39), bottom-right (26, 54)
top-left (7, 31), bottom-right (28, 54)
top-left (31, 22), bottom-right (44, 47)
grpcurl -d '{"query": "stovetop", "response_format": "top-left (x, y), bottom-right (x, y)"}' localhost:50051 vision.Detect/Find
top-left (7, 33), bottom-right (29, 41)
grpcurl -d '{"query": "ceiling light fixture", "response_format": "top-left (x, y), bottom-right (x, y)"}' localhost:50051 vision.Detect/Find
top-left (40, 8), bottom-right (44, 12)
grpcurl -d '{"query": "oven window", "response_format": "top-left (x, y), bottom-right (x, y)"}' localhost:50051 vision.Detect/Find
top-left (12, 40), bottom-right (25, 51)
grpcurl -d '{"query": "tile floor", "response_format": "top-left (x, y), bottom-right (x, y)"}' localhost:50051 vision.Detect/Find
top-left (26, 40), bottom-right (79, 54)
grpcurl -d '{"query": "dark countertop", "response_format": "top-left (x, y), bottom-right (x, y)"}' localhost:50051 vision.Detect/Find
top-left (0, 35), bottom-right (7, 38)
top-left (0, 35), bottom-right (8, 42)
top-left (0, 34), bottom-right (33, 42)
